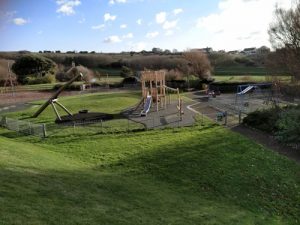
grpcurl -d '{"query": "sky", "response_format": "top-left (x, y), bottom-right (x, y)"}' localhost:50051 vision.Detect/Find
top-left (0, 0), bottom-right (293, 53)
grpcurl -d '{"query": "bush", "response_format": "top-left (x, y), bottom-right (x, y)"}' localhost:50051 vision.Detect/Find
top-left (243, 105), bottom-right (300, 148)
top-left (275, 107), bottom-right (300, 146)
top-left (25, 74), bottom-right (56, 85)
top-left (12, 54), bottom-right (56, 84)
top-left (243, 107), bottom-right (281, 133)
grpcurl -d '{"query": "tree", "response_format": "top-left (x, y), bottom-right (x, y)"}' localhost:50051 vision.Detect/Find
top-left (12, 54), bottom-right (56, 84)
top-left (268, 1), bottom-right (300, 80)
top-left (182, 51), bottom-right (212, 81)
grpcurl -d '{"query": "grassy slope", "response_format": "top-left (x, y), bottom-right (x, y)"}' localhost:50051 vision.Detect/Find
top-left (0, 124), bottom-right (299, 225)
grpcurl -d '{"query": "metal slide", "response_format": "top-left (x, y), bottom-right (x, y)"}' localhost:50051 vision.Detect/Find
top-left (140, 96), bottom-right (152, 116)
top-left (237, 85), bottom-right (255, 95)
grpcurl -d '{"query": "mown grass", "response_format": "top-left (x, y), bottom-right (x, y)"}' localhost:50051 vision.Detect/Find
top-left (0, 124), bottom-right (299, 225)
top-left (4, 92), bottom-right (141, 124)
top-left (213, 75), bottom-right (292, 83)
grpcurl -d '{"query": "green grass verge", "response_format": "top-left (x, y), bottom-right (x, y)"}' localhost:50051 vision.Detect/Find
top-left (0, 124), bottom-right (299, 225)
top-left (213, 75), bottom-right (292, 83)
top-left (4, 92), bottom-right (141, 124)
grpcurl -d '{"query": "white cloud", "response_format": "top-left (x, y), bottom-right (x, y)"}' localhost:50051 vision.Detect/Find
top-left (123, 33), bottom-right (133, 39)
top-left (91, 24), bottom-right (105, 30)
top-left (173, 8), bottom-right (183, 15)
top-left (196, 0), bottom-right (292, 50)
top-left (165, 30), bottom-right (174, 36)
top-left (109, 0), bottom-right (127, 4)
top-left (120, 24), bottom-right (127, 29)
top-left (146, 31), bottom-right (159, 38)
top-left (13, 17), bottom-right (28, 25)
top-left (104, 35), bottom-right (122, 43)
top-left (136, 19), bottom-right (142, 25)
top-left (163, 20), bottom-right (178, 30)
top-left (156, 12), bottom-right (166, 24)
top-left (104, 13), bottom-right (116, 21)
top-left (56, 0), bottom-right (81, 16)
top-left (129, 42), bottom-right (147, 51)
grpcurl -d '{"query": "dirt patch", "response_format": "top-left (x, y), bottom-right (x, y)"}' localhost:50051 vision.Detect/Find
top-left (0, 91), bottom-right (78, 107)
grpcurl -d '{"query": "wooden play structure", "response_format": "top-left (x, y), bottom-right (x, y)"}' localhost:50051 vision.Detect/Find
top-left (140, 70), bottom-right (183, 119)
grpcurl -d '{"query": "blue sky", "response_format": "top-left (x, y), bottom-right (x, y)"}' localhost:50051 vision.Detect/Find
top-left (0, 0), bottom-right (293, 52)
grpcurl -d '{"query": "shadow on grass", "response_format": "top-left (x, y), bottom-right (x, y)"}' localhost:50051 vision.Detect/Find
top-left (92, 127), bottom-right (300, 222)
top-left (0, 166), bottom-right (289, 225)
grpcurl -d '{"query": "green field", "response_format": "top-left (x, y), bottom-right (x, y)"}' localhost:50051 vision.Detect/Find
top-left (213, 75), bottom-right (292, 83)
top-left (5, 92), bottom-right (141, 124)
top-left (0, 92), bottom-right (300, 225)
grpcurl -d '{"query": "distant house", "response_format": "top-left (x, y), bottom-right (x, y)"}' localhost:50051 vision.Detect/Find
top-left (191, 47), bottom-right (213, 54)
top-left (43, 50), bottom-right (52, 53)
top-left (241, 47), bottom-right (257, 55)
top-left (257, 46), bottom-right (270, 54)
top-left (228, 50), bottom-right (239, 55)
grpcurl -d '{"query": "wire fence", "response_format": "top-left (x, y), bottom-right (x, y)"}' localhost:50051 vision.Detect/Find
top-left (0, 116), bottom-right (147, 138)
top-left (0, 116), bottom-right (46, 138)
top-left (189, 101), bottom-right (248, 128)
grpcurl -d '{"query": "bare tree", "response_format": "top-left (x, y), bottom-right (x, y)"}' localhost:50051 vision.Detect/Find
top-left (182, 51), bottom-right (212, 80)
top-left (268, 1), bottom-right (300, 80)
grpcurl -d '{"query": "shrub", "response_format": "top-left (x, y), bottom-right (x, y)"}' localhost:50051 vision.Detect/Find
top-left (243, 107), bottom-right (281, 133)
top-left (25, 74), bottom-right (56, 85)
top-left (12, 54), bottom-right (56, 84)
top-left (275, 107), bottom-right (300, 146)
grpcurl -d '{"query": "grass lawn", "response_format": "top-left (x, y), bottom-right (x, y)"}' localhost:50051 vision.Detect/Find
top-left (213, 75), bottom-right (292, 83)
top-left (214, 67), bottom-right (269, 76)
top-left (0, 83), bottom-right (59, 92)
top-left (0, 91), bottom-right (299, 225)
top-left (4, 92), bottom-right (141, 124)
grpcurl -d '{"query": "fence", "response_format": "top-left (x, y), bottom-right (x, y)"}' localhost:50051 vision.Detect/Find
top-left (188, 100), bottom-right (248, 128)
top-left (0, 116), bottom-right (47, 138)
top-left (45, 119), bottom-right (145, 137)
top-left (0, 116), bottom-right (146, 138)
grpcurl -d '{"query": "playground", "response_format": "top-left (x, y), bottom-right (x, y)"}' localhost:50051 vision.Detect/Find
top-left (0, 70), bottom-right (300, 225)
